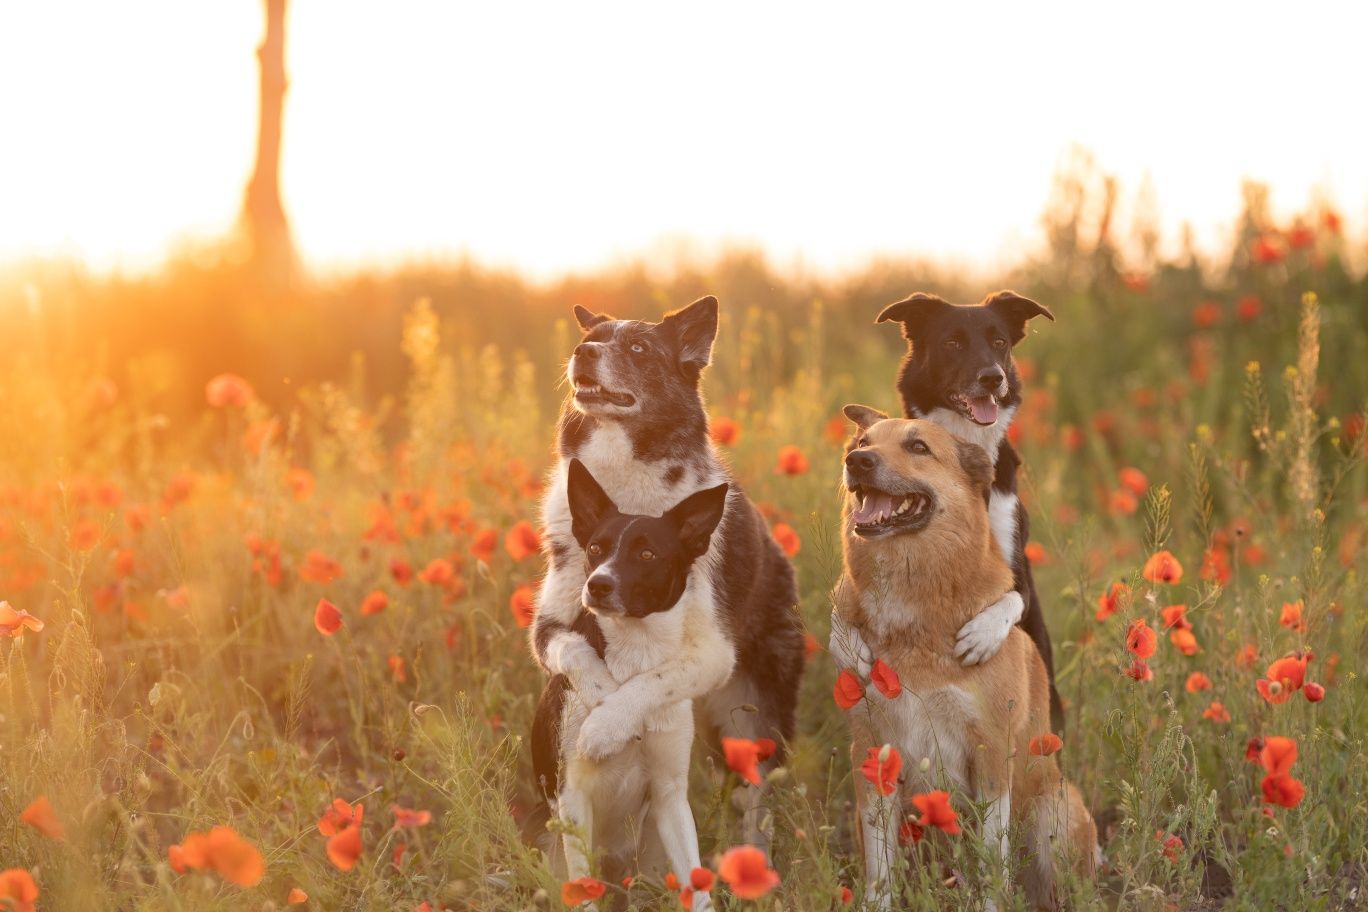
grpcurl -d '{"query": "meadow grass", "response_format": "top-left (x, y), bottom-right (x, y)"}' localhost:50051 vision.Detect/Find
top-left (0, 203), bottom-right (1365, 910)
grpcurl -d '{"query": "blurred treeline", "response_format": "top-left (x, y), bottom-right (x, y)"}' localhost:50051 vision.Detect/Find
top-left (2, 157), bottom-right (1364, 444)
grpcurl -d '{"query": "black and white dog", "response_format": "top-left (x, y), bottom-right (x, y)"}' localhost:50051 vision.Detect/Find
top-left (530, 296), bottom-right (805, 845)
top-left (873, 289), bottom-right (1063, 731)
top-left (531, 460), bottom-right (727, 904)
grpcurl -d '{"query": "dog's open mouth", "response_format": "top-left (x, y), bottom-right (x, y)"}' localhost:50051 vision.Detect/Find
top-left (573, 374), bottom-right (636, 408)
top-left (849, 484), bottom-right (934, 536)
top-left (950, 392), bottom-right (1001, 427)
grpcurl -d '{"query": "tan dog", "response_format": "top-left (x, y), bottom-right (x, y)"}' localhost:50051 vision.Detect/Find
top-left (830, 407), bottom-right (1097, 910)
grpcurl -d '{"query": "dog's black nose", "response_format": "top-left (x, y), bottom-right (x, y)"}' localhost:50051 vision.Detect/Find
top-left (977, 367), bottom-right (1005, 390)
top-left (574, 342), bottom-right (602, 360)
top-left (845, 449), bottom-right (878, 474)
top-left (586, 576), bottom-right (615, 599)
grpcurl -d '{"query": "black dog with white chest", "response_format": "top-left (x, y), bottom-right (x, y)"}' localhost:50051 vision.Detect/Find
top-left (531, 459), bottom-right (727, 901)
top-left (876, 289), bottom-right (1064, 732)
top-left (530, 295), bottom-right (804, 848)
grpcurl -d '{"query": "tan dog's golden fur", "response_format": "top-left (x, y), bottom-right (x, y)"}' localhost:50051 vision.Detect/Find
top-left (831, 408), bottom-right (1096, 910)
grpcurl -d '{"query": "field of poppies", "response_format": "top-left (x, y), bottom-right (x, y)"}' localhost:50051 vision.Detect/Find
top-left (1, 191), bottom-right (1366, 910)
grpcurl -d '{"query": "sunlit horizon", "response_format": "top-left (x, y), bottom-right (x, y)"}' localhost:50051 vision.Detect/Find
top-left (3, 1), bottom-right (1365, 280)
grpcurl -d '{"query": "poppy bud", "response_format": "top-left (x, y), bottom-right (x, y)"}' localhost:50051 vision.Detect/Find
top-left (1304, 682), bottom-right (1325, 702)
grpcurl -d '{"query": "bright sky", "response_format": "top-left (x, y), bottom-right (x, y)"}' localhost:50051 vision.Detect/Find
top-left (2, 2), bottom-right (1364, 278)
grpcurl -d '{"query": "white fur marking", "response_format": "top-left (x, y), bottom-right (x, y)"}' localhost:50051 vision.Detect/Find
top-left (987, 489), bottom-right (1018, 564)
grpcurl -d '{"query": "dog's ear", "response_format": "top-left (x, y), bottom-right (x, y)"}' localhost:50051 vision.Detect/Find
top-left (876, 292), bottom-right (951, 342)
top-left (662, 295), bottom-right (719, 371)
top-left (666, 482), bottom-right (728, 559)
top-left (566, 458), bottom-right (619, 548)
top-left (983, 290), bottom-right (1054, 344)
top-left (954, 440), bottom-right (994, 504)
top-left (573, 305), bottom-right (613, 332)
top-left (843, 404), bottom-right (888, 431)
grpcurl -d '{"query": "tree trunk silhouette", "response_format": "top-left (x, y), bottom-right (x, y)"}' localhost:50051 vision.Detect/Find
top-left (241, 0), bottom-right (294, 284)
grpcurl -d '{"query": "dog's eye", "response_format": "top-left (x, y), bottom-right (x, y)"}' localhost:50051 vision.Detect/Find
top-left (992, 337), bottom-right (1008, 350)
top-left (906, 439), bottom-right (930, 455)
top-left (639, 549), bottom-right (655, 561)
top-left (630, 343), bottom-right (645, 354)
top-left (587, 543), bottom-right (602, 557)
top-left (857, 436), bottom-right (869, 448)
top-left (943, 339), bottom-right (962, 351)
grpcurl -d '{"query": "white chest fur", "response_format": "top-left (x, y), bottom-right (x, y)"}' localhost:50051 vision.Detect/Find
top-left (855, 681), bottom-right (976, 792)
top-left (987, 490), bottom-right (1018, 565)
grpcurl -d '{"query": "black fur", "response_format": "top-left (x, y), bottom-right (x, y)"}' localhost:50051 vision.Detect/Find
top-left (879, 289), bottom-right (1064, 732)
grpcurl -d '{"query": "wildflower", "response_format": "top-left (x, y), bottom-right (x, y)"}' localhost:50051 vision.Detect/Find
top-left (771, 522), bottom-right (801, 557)
top-left (242, 419), bottom-right (280, 455)
top-left (1192, 300), bottom-right (1222, 328)
top-left (470, 527), bottom-right (498, 563)
top-left (1236, 295), bottom-right (1262, 322)
top-left (1286, 221), bottom-right (1315, 249)
top-left (1200, 547), bottom-right (1232, 585)
top-left (710, 417), bottom-right (741, 446)
top-left (1170, 628), bottom-right (1200, 656)
top-left (910, 791), bottom-right (961, 835)
top-left (169, 826), bottom-right (265, 887)
top-left (1142, 550), bottom-right (1184, 585)
top-left (1125, 619), bottom-right (1157, 659)
top-left (1304, 682), bottom-right (1325, 703)
top-left (0, 602), bottom-right (44, 637)
top-left (70, 518), bottom-right (101, 551)
top-left (824, 414), bottom-right (850, 445)
top-left (361, 589), bottom-right (389, 615)
top-left (391, 805), bottom-right (433, 829)
top-left (327, 824), bottom-right (363, 871)
top-left (1278, 600), bottom-right (1306, 633)
top-left (803, 631), bottom-right (819, 660)
top-left (1235, 643), bottom-right (1259, 670)
top-left (0, 869), bottom-right (39, 912)
top-left (1251, 234), bottom-right (1285, 264)
top-left (314, 599), bottom-right (343, 636)
top-left (504, 521), bottom-right (542, 561)
top-left (722, 737), bottom-right (764, 786)
top-left (840, 885), bottom-right (854, 905)
top-left (690, 867), bottom-right (715, 892)
top-left (1256, 653), bottom-right (1309, 705)
top-left (1109, 489), bottom-right (1139, 515)
top-left (390, 557), bottom-right (414, 586)
top-left (1261, 773), bottom-right (1305, 808)
top-left (775, 445), bottom-right (809, 476)
top-left (510, 582), bottom-right (538, 628)
top-left (299, 549), bottom-right (344, 583)
top-left (1095, 582), bottom-right (1130, 621)
top-left (388, 654), bottom-right (406, 683)
top-left (1202, 702), bottom-right (1230, 723)
top-left (418, 558), bottom-right (455, 586)
top-left (205, 373), bottom-right (254, 407)
top-left (288, 887), bottom-right (308, 904)
top-left (1156, 831), bottom-right (1183, 863)
top-left (1024, 542), bottom-right (1047, 564)
top-left (860, 745), bottom-right (902, 796)
top-left (125, 503), bottom-right (152, 533)
top-left (833, 669), bottom-right (864, 710)
top-left (1028, 733), bottom-right (1063, 756)
top-left (1159, 604), bottom-right (1190, 630)
top-left (1185, 672), bottom-right (1212, 693)
top-left (870, 659), bottom-right (902, 699)
top-left (19, 795), bottom-right (63, 839)
top-left (1125, 659), bottom-right (1154, 682)
top-left (1259, 736), bottom-right (1297, 775)
top-left (717, 845), bottom-right (780, 899)
top-left (317, 798), bottom-right (363, 836)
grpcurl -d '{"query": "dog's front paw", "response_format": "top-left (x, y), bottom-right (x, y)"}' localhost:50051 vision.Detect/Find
top-left (954, 592), bottom-right (1022, 666)
top-left (830, 611), bottom-right (874, 678)
top-left (576, 704), bottom-right (639, 760)
top-left (573, 665), bottom-right (619, 709)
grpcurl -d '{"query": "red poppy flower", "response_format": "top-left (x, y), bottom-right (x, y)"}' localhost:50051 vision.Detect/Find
top-left (0, 602), bottom-right (44, 638)
top-left (510, 582), bottom-right (538, 628)
top-left (1258, 736), bottom-right (1297, 776)
top-left (391, 805), bottom-right (433, 829)
top-left (833, 669), bottom-right (864, 710)
top-left (418, 558), bottom-right (455, 586)
top-left (1257, 654), bottom-right (1309, 704)
top-left (1028, 733), bottom-right (1062, 756)
top-left (326, 824), bottom-right (363, 871)
top-left (0, 869), bottom-right (38, 912)
top-left (910, 790), bottom-right (961, 835)
top-left (314, 599), bottom-right (343, 636)
top-left (775, 445), bottom-right (809, 476)
top-left (1125, 619), bottom-right (1157, 659)
top-left (710, 417), bottom-right (741, 446)
top-left (717, 845), bottom-right (780, 899)
top-left (205, 373), bottom-right (254, 408)
top-left (390, 557), bottom-right (414, 586)
top-left (504, 521), bottom-right (542, 561)
top-left (169, 827), bottom-right (265, 887)
top-left (1200, 547), bottom-right (1232, 585)
top-left (1160, 604), bottom-right (1190, 630)
top-left (860, 745), bottom-right (902, 796)
top-left (1304, 682), bottom-right (1325, 703)
top-left (1185, 672), bottom-right (1212, 693)
top-left (317, 798), bottom-right (364, 836)
top-left (1251, 234), bottom-right (1285, 264)
top-left (1156, 830), bottom-right (1183, 863)
top-left (1192, 299), bottom-right (1222, 328)
top-left (870, 659), bottom-right (902, 699)
top-left (690, 867), bottom-right (715, 892)
top-left (19, 796), bottom-right (63, 840)
top-left (803, 632), bottom-right (819, 660)
top-left (1125, 659), bottom-right (1154, 682)
top-left (1024, 542), bottom-right (1047, 564)
top-left (755, 738), bottom-right (777, 762)
top-left (722, 737), bottom-right (763, 786)
top-left (1170, 628), bottom-right (1200, 656)
top-left (387, 654), bottom-right (406, 683)
top-left (1095, 582), bottom-right (1130, 621)
top-left (299, 549), bottom-right (344, 584)
top-left (287, 887), bottom-right (308, 904)
top-left (771, 522), bottom-right (801, 557)
top-left (70, 518), bottom-right (101, 551)
top-left (470, 527), bottom-right (498, 563)
top-left (1142, 550), bottom-right (1184, 585)
top-left (1261, 773), bottom-right (1305, 808)
top-left (1236, 295), bottom-right (1262, 322)
top-left (1278, 600), bottom-right (1306, 632)
top-left (361, 590), bottom-right (389, 615)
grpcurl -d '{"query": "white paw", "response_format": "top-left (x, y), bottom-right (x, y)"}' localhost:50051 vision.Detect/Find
top-left (576, 704), bottom-right (639, 760)
top-left (573, 666), bottom-right (619, 709)
top-left (954, 592), bottom-right (1022, 666)
top-left (830, 611), bottom-right (874, 678)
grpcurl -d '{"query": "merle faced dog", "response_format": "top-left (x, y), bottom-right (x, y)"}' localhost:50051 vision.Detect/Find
top-left (875, 289), bottom-right (1064, 731)
top-left (531, 460), bottom-right (727, 905)
top-left (530, 295), bottom-right (805, 847)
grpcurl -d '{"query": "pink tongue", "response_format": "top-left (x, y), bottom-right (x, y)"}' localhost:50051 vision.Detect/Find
top-left (853, 492), bottom-right (894, 525)
top-left (969, 396), bottom-right (999, 425)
